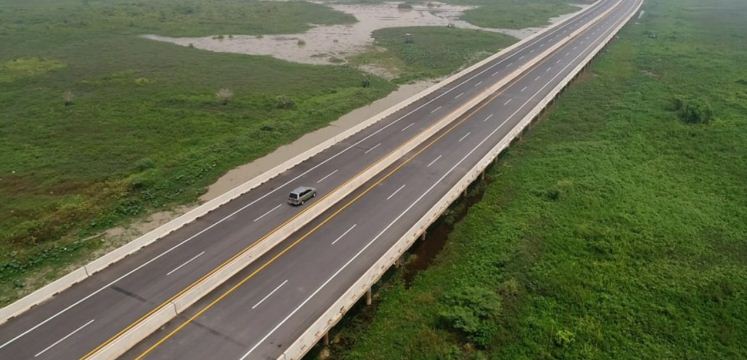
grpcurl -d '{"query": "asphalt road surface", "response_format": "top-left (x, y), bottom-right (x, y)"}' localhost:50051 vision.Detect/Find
top-left (123, 0), bottom-right (642, 359)
top-left (0, 0), bottom-right (638, 358)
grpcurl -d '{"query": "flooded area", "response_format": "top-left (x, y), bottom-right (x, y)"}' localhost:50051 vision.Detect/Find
top-left (143, 1), bottom-right (592, 69)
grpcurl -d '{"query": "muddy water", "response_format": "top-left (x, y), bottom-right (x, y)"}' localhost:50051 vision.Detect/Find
top-left (143, 1), bottom-right (592, 69)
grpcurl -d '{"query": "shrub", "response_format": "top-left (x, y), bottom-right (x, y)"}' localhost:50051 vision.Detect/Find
top-left (134, 157), bottom-right (155, 171)
top-left (438, 286), bottom-right (501, 347)
top-left (275, 95), bottom-right (295, 109)
top-left (672, 96), bottom-right (713, 124)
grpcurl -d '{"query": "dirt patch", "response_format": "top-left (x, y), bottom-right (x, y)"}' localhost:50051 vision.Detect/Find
top-left (142, 1), bottom-right (592, 73)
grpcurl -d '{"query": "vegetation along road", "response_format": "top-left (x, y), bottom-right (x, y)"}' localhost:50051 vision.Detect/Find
top-left (324, 0), bottom-right (747, 359)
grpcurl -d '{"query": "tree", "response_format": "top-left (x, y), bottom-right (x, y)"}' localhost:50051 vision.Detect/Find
top-left (438, 286), bottom-right (502, 347)
top-left (216, 88), bottom-right (233, 105)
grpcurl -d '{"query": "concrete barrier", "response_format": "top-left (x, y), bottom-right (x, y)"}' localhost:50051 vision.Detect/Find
top-left (83, 2), bottom-right (620, 357)
top-left (0, 0), bottom-right (607, 328)
top-left (278, 0), bottom-right (642, 358)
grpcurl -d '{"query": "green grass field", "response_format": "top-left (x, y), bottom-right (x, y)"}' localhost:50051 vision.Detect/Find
top-left (353, 27), bottom-right (517, 82)
top-left (327, 0), bottom-right (747, 358)
top-left (454, 0), bottom-right (591, 29)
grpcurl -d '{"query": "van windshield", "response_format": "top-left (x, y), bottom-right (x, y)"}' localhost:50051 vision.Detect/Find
top-left (289, 193), bottom-right (298, 199)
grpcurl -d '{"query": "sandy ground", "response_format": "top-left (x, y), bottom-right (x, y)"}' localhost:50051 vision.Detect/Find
top-left (143, 2), bottom-right (593, 69)
top-left (105, 1), bottom-right (592, 250)
top-left (104, 78), bottom-right (440, 241)
top-left (200, 78), bottom-right (441, 200)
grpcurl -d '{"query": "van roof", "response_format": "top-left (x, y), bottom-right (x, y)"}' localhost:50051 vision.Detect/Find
top-left (290, 186), bottom-right (312, 194)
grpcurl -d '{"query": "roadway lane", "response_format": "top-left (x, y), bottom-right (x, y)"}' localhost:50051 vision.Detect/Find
top-left (123, 0), bottom-right (641, 358)
top-left (0, 1), bottom-right (621, 359)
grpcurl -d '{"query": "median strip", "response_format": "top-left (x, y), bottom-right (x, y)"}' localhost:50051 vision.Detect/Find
top-left (80, 1), bottom-right (623, 358)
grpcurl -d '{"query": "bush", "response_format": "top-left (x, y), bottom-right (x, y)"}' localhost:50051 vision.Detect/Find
top-left (672, 96), bottom-right (713, 124)
top-left (134, 157), bottom-right (155, 171)
top-left (438, 286), bottom-right (502, 347)
top-left (275, 95), bottom-right (295, 109)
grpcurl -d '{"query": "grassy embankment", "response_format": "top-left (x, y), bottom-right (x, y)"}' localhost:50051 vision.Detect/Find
top-left (327, 0), bottom-right (747, 358)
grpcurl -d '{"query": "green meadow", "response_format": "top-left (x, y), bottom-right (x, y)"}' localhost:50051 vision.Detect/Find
top-left (327, 0), bottom-right (747, 358)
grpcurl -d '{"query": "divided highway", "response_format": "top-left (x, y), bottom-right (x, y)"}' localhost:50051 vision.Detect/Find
top-left (124, 0), bottom-right (642, 359)
top-left (0, 0), bottom-right (639, 358)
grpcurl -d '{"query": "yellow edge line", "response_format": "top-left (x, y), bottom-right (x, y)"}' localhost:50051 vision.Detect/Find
top-left (84, 3), bottom-right (599, 355)
top-left (132, 70), bottom-right (538, 359)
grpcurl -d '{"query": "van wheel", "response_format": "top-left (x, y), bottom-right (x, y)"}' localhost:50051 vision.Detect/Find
top-left (312, 192), bottom-right (316, 198)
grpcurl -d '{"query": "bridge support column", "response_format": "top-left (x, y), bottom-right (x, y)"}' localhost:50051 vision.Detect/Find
top-left (366, 288), bottom-right (372, 306)
top-left (421, 231), bottom-right (427, 241)
top-left (324, 332), bottom-right (330, 346)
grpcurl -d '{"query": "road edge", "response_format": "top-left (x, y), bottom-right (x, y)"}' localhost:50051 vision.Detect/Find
top-left (277, 1), bottom-right (643, 358)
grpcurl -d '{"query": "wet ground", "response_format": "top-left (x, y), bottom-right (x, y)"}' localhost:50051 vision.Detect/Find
top-left (143, 1), bottom-right (591, 70)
